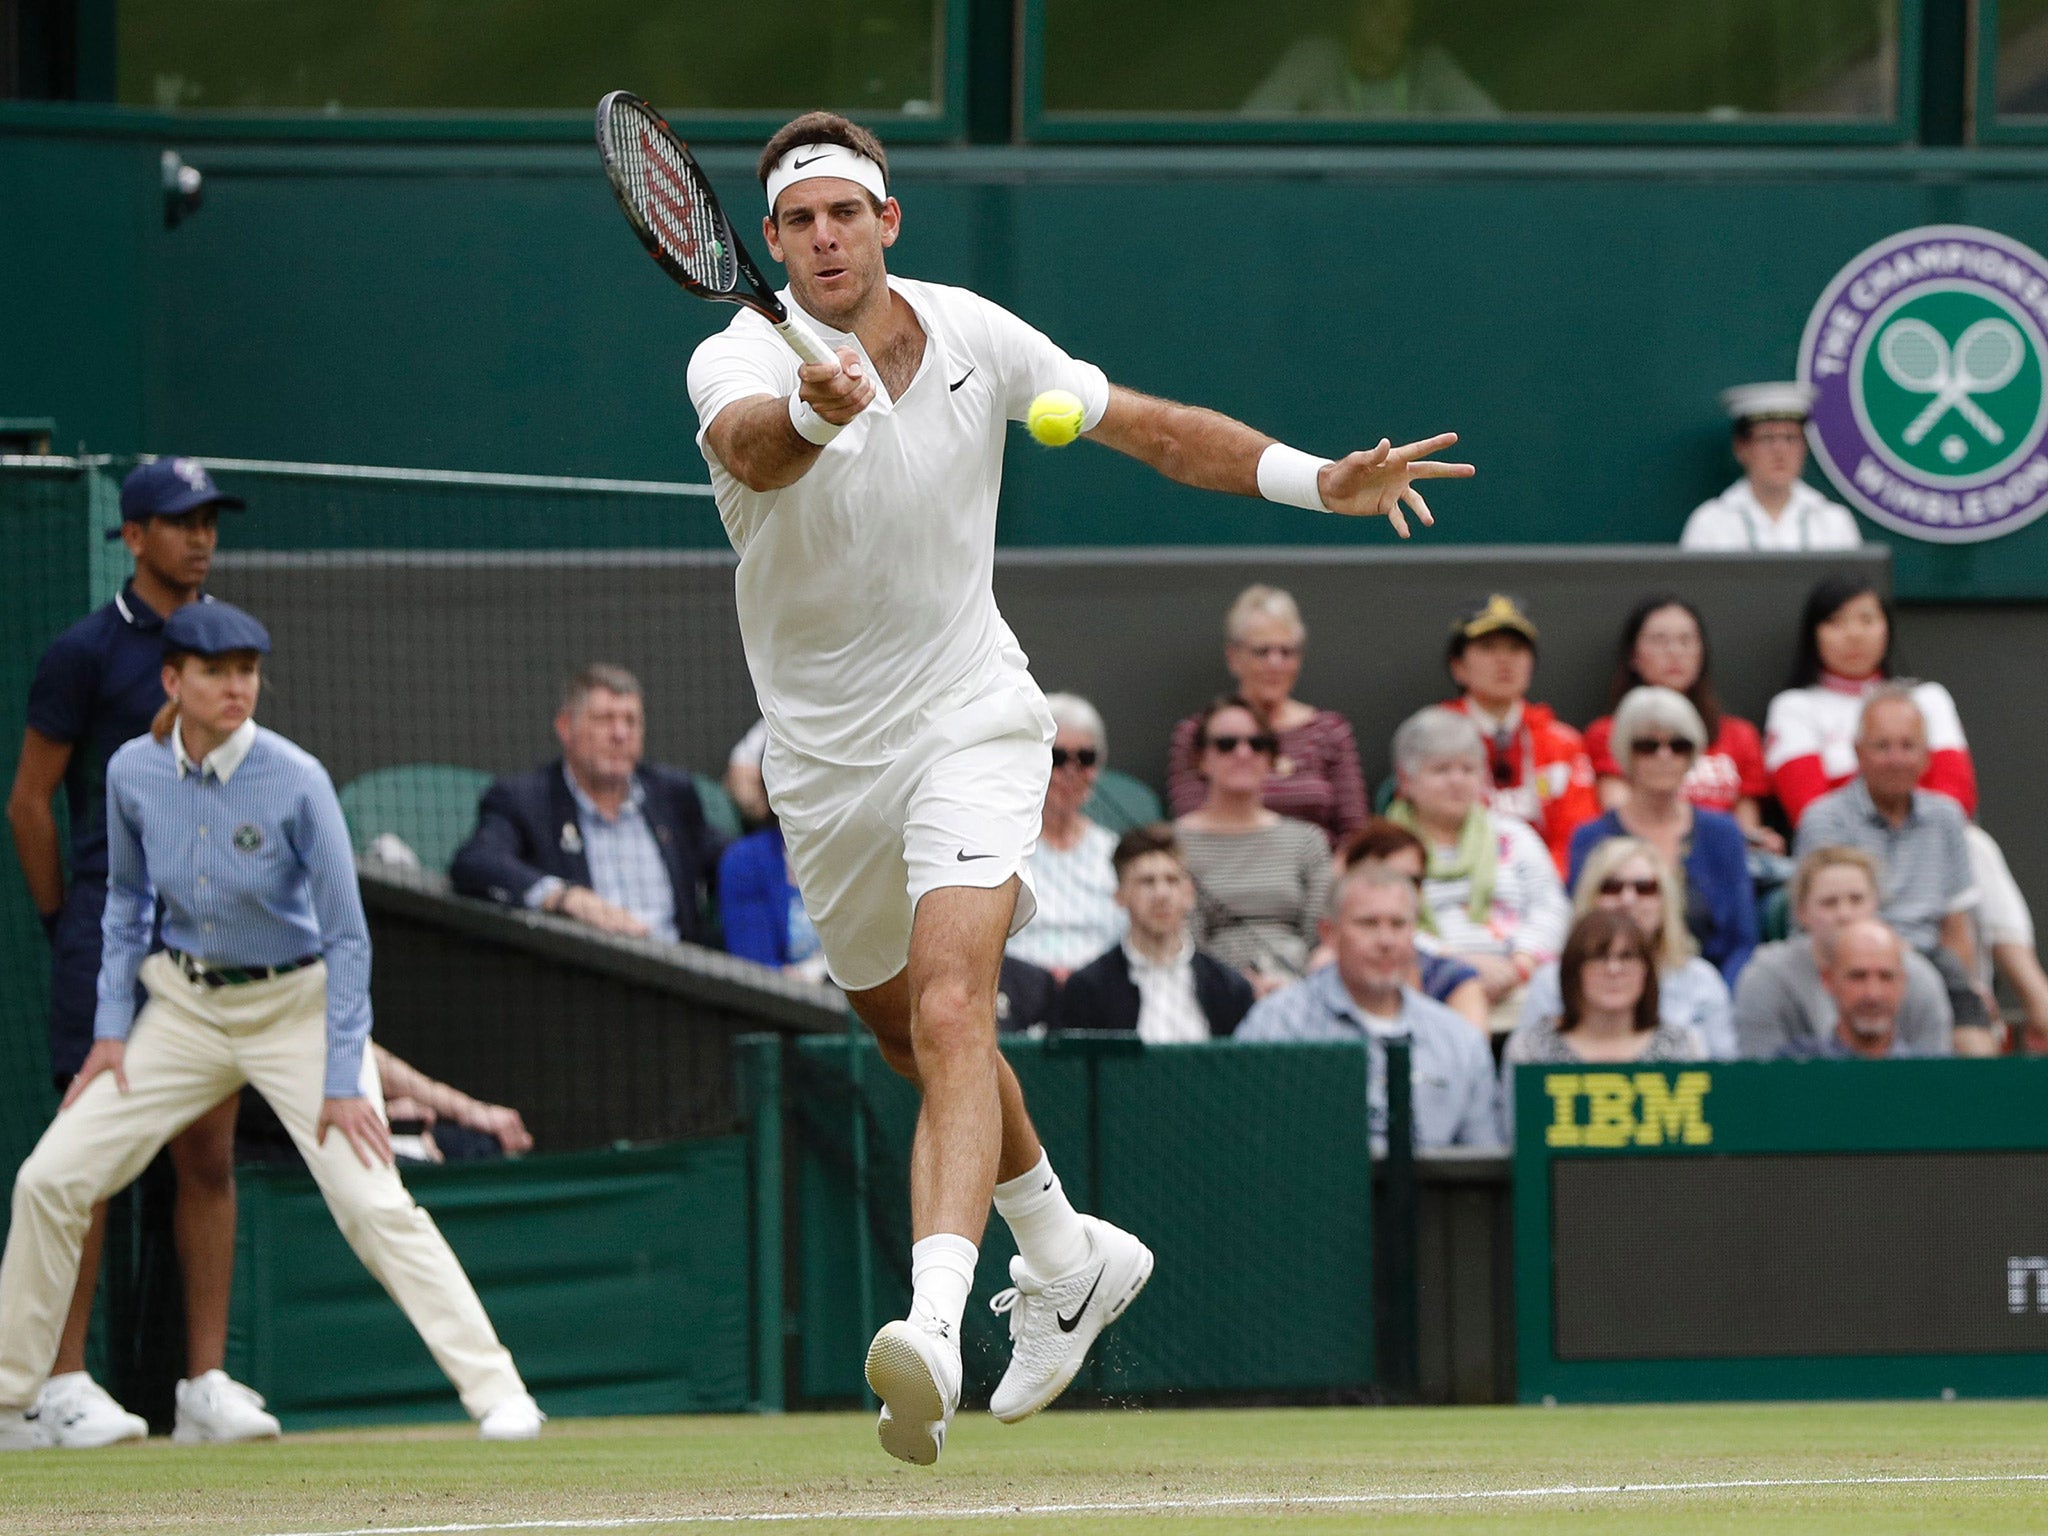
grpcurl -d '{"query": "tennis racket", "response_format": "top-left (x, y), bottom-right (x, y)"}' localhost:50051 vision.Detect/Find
top-left (595, 90), bottom-right (836, 367)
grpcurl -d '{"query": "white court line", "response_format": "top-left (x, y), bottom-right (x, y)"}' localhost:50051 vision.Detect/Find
top-left (261, 1471), bottom-right (2048, 1536)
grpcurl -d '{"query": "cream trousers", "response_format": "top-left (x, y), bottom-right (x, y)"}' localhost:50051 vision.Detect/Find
top-left (0, 952), bottom-right (525, 1417)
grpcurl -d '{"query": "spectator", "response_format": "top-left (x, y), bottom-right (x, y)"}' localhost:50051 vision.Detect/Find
top-left (1520, 836), bottom-right (1735, 1059)
top-left (1007, 693), bottom-right (1125, 977)
top-left (1966, 825), bottom-right (2048, 1049)
top-left (3, 457), bottom-right (251, 1448)
top-left (1326, 819), bottom-right (1489, 1028)
top-left (996, 957), bottom-right (1060, 1034)
top-left (1735, 845), bottom-right (1953, 1059)
top-left (724, 718), bottom-right (771, 827)
top-left (1680, 382), bottom-right (1862, 551)
top-left (1242, 0), bottom-right (1500, 117)
top-left (1440, 594), bottom-right (1599, 874)
top-left (1568, 686), bottom-right (1756, 984)
top-left (1238, 863), bottom-right (1500, 1153)
top-left (1793, 686), bottom-right (1995, 1051)
top-left (1166, 585), bottom-right (1367, 846)
top-left (1500, 910), bottom-right (1706, 1137)
top-left (1386, 707), bottom-right (1571, 1031)
top-left (374, 1046), bottom-right (534, 1162)
top-left (1176, 696), bottom-right (1333, 995)
top-left (1056, 824), bottom-right (1254, 1041)
top-left (1779, 918), bottom-right (1928, 1059)
top-left (1765, 575), bottom-right (1975, 825)
top-left (451, 664), bottom-right (722, 944)
top-left (1584, 594), bottom-right (1780, 853)
top-left (718, 821), bottom-right (829, 982)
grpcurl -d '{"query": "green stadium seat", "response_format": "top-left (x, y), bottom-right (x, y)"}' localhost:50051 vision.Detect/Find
top-left (1085, 769), bottom-right (1164, 834)
top-left (338, 763), bottom-right (493, 876)
top-left (1373, 774), bottom-right (1399, 815)
top-left (1759, 883), bottom-right (1792, 943)
top-left (692, 772), bottom-right (745, 842)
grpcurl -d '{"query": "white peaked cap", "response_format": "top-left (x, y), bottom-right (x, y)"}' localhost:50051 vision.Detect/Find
top-left (1719, 381), bottom-right (1815, 423)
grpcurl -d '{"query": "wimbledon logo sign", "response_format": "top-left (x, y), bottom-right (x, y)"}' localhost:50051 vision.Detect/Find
top-left (1799, 225), bottom-right (2048, 543)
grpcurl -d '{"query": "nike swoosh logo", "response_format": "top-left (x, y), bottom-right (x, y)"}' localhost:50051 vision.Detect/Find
top-left (949, 367), bottom-right (975, 392)
top-left (956, 850), bottom-right (997, 862)
top-left (1041, 1176), bottom-right (1055, 1192)
top-left (792, 152), bottom-right (831, 169)
top-left (1058, 1273), bottom-right (1103, 1333)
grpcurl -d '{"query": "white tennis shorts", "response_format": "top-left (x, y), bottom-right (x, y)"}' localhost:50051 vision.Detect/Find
top-left (763, 674), bottom-right (1054, 993)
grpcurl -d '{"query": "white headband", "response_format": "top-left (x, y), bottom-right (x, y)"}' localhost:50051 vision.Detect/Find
top-left (765, 142), bottom-right (888, 214)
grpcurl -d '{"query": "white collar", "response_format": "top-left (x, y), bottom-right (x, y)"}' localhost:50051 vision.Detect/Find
top-left (1123, 934), bottom-right (1194, 973)
top-left (175, 718), bottom-right (257, 783)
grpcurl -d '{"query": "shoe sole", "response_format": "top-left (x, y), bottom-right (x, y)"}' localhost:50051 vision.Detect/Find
top-left (51, 1424), bottom-right (146, 1450)
top-left (990, 1235), bottom-right (1155, 1425)
top-left (171, 1424), bottom-right (280, 1445)
top-left (865, 1323), bottom-right (950, 1466)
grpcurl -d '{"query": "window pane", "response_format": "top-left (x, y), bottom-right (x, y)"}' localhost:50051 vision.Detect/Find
top-left (117, 0), bottom-right (946, 116)
top-left (1042, 0), bottom-right (1899, 123)
top-left (1996, 0), bottom-right (2048, 119)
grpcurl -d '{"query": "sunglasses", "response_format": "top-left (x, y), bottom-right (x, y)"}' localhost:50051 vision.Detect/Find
top-left (1598, 877), bottom-right (1661, 898)
top-left (1050, 746), bottom-right (1099, 769)
top-left (1630, 737), bottom-right (1697, 757)
top-left (1233, 643), bottom-right (1303, 663)
top-left (1206, 733), bottom-right (1280, 756)
top-left (1593, 948), bottom-right (1650, 968)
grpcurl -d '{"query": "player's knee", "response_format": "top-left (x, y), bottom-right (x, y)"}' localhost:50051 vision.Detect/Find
top-left (910, 982), bottom-right (995, 1059)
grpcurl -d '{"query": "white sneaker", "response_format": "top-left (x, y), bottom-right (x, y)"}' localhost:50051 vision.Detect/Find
top-left (0, 1409), bottom-right (52, 1451)
top-left (172, 1370), bottom-right (280, 1444)
top-left (478, 1392), bottom-right (545, 1441)
top-left (988, 1214), bottom-right (1153, 1424)
top-left (32, 1372), bottom-right (146, 1449)
top-left (864, 1315), bottom-right (961, 1466)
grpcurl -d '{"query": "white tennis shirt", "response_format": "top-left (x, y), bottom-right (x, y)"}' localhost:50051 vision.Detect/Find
top-left (688, 276), bottom-right (1109, 768)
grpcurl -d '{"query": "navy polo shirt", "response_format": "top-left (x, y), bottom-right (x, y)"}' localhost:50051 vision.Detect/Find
top-left (25, 583), bottom-right (194, 883)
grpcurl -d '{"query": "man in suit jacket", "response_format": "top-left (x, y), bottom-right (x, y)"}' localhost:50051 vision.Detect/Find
top-left (451, 664), bottom-right (721, 944)
top-left (1057, 824), bottom-right (1253, 1040)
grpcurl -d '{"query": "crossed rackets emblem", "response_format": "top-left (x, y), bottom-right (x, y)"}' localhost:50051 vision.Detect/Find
top-left (1877, 316), bottom-right (2026, 447)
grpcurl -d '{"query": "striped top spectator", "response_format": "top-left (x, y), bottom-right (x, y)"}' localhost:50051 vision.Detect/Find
top-left (1792, 780), bottom-right (1977, 950)
top-left (1180, 818), bottom-right (1332, 981)
top-left (1166, 708), bottom-right (1368, 846)
top-left (1009, 819), bottom-right (1125, 971)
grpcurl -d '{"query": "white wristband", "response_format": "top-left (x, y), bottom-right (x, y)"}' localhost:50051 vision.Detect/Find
top-left (788, 391), bottom-right (843, 447)
top-left (1257, 443), bottom-right (1333, 512)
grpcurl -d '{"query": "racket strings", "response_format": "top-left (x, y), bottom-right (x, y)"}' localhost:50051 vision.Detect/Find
top-left (611, 109), bottom-right (735, 293)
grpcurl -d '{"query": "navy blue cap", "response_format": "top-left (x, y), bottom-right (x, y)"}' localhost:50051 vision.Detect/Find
top-left (164, 600), bottom-right (271, 658)
top-left (109, 457), bottom-right (245, 540)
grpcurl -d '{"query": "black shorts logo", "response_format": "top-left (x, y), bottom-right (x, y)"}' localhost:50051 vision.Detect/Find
top-left (232, 823), bottom-right (264, 853)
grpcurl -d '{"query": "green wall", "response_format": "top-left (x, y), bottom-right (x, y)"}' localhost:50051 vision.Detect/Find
top-left (6, 127), bottom-right (2048, 596)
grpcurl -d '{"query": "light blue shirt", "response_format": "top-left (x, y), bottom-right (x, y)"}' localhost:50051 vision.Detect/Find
top-left (98, 720), bottom-right (372, 1099)
top-left (1237, 967), bottom-right (1503, 1152)
top-left (564, 768), bottom-right (679, 944)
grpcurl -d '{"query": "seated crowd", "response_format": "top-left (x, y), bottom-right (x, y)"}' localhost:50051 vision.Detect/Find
top-left (437, 389), bottom-right (2040, 1151)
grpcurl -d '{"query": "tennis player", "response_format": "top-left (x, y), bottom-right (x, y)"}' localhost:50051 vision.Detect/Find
top-left (0, 602), bottom-right (541, 1448)
top-left (687, 111), bottom-right (1471, 1467)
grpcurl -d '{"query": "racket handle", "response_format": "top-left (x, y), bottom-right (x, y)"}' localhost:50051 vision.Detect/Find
top-left (774, 313), bottom-right (838, 368)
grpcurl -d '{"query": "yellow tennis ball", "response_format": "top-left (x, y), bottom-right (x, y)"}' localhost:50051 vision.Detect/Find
top-left (1027, 389), bottom-right (1086, 447)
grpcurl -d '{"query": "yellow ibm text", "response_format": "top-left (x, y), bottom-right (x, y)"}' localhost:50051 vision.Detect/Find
top-left (1542, 1071), bottom-right (1713, 1148)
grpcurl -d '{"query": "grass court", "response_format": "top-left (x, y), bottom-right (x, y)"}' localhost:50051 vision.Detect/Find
top-left (11, 1400), bottom-right (2047, 1535)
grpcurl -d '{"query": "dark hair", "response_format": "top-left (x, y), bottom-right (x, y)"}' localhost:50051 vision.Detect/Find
top-left (1607, 593), bottom-right (1722, 737)
top-left (1557, 910), bottom-right (1660, 1035)
top-left (1790, 574), bottom-right (1899, 689)
top-left (1336, 818), bottom-right (1427, 879)
top-left (758, 112), bottom-right (890, 212)
top-left (1112, 822), bottom-right (1184, 881)
top-left (1193, 693), bottom-right (1272, 748)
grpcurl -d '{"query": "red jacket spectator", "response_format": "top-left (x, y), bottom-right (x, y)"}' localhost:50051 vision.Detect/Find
top-left (1585, 713), bottom-right (1767, 817)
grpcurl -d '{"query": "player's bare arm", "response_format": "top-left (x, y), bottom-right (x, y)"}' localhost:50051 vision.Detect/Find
top-left (1085, 384), bottom-right (1475, 538)
top-left (704, 345), bottom-right (873, 492)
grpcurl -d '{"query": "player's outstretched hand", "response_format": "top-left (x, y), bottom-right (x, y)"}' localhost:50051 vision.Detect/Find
top-left (798, 345), bottom-right (875, 427)
top-left (61, 1040), bottom-right (128, 1111)
top-left (1319, 433), bottom-right (1475, 538)
top-left (319, 1096), bottom-right (395, 1169)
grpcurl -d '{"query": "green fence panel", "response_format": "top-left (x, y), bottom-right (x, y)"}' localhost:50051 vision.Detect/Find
top-left (791, 1034), bottom-right (1373, 1404)
top-left (226, 1139), bottom-right (754, 1428)
top-left (1513, 1059), bottom-right (2048, 1403)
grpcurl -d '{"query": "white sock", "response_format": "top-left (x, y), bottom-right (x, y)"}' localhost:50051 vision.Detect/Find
top-left (909, 1233), bottom-right (978, 1341)
top-left (994, 1151), bottom-right (1091, 1279)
